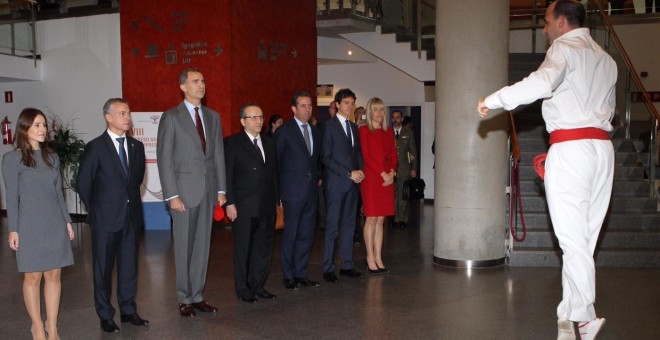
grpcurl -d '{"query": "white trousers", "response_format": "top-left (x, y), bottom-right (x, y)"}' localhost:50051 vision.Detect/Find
top-left (544, 139), bottom-right (614, 322)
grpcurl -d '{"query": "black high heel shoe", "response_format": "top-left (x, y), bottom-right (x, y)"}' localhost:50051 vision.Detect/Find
top-left (377, 266), bottom-right (389, 274)
top-left (365, 261), bottom-right (381, 274)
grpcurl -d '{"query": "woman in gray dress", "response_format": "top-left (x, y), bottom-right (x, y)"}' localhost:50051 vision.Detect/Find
top-left (2, 108), bottom-right (74, 340)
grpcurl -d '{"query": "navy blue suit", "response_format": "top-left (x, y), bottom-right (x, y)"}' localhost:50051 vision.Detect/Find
top-left (77, 131), bottom-right (145, 321)
top-left (320, 116), bottom-right (363, 273)
top-left (274, 118), bottom-right (321, 280)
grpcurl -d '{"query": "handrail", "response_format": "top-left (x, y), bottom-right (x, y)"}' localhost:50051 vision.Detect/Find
top-left (508, 112), bottom-right (521, 164)
top-left (0, 0), bottom-right (36, 10)
top-left (589, 0), bottom-right (659, 198)
top-left (0, 0), bottom-right (37, 66)
top-left (507, 111), bottom-right (526, 243)
top-left (590, 1), bottom-right (660, 123)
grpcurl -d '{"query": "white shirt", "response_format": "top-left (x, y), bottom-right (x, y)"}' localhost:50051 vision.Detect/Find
top-left (485, 28), bottom-right (617, 133)
top-left (107, 129), bottom-right (128, 167)
top-left (293, 117), bottom-right (313, 154)
top-left (336, 114), bottom-right (354, 146)
top-left (184, 100), bottom-right (206, 135)
top-left (245, 130), bottom-right (265, 161)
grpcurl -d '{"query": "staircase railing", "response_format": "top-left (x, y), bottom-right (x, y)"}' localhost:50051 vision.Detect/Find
top-left (317, 0), bottom-right (435, 59)
top-left (587, 0), bottom-right (660, 199)
top-left (0, 0), bottom-right (37, 66)
top-left (507, 112), bottom-right (527, 246)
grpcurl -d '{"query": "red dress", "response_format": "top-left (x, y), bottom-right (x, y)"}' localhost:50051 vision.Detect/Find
top-left (359, 126), bottom-right (398, 217)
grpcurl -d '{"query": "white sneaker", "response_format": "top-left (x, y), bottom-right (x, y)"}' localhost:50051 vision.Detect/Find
top-left (578, 318), bottom-right (605, 340)
top-left (558, 318), bottom-right (576, 340)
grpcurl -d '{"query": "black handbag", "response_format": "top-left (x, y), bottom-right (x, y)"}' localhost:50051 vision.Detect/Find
top-left (402, 178), bottom-right (425, 200)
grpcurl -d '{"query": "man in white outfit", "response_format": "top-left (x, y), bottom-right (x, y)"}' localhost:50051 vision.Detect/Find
top-left (476, 1), bottom-right (616, 339)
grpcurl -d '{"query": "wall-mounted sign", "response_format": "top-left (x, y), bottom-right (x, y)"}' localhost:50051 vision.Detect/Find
top-left (316, 84), bottom-right (334, 98)
top-left (258, 39), bottom-right (297, 62)
top-left (631, 91), bottom-right (660, 102)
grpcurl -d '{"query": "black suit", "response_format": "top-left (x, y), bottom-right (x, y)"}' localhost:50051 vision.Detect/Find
top-left (320, 116), bottom-right (363, 273)
top-left (224, 132), bottom-right (278, 298)
top-left (274, 119), bottom-right (321, 281)
top-left (77, 131), bottom-right (146, 321)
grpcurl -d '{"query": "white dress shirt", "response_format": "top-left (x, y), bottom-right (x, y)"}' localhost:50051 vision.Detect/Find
top-left (485, 28), bottom-right (617, 133)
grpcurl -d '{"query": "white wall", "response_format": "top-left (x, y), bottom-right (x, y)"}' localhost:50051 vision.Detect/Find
top-left (318, 59), bottom-right (426, 107)
top-left (0, 13), bottom-right (121, 209)
top-left (614, 22), bottom-right (660, 117)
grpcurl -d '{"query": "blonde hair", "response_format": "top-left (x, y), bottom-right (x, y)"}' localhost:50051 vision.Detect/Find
top-left (365, 97), bottom-right (388, 132)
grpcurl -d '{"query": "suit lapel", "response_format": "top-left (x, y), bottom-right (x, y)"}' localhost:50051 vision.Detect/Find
top-left (201, 105), bottom-right (213, 150)
top-left (290, 120), bottom-right (312, 157)
top-left (312, 127), bottom-right (322, 155)
top-left (177, 102), bottom-right (203, 152)
top-left (127, 137), bottom-right (137, 178)
top-left (240, 132), bottom-right (264, 165)
top-left (262, 136), bottom-right (273, 165)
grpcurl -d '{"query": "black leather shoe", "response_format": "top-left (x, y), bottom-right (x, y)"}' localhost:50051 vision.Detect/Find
top-left (339, 269), bottom-right (363, 278)
top-left (192, 301), bottom-right (218, 313)
top-left (295, 277), bottom-right (320, 287)
top-left (391, 221), bottom-right (400, 228)
top-left (100, 319), bottom-right (120, 333)
top-left (255, 290), bottom-right (277, 300)
top-left (120, 313), bottom-right (149, 326)
top-left (399, 222), bottom-right (407, 228)
top-left (179, 304), bottom-right (196, 317)
top-left (377, 266), bottom-right (390, 274)
top-left (323, 272), bottom-right (339, 283)
top-left (283, 279), bottom-right (300, 290)
top-left (238, 295), bottom-right (257, 304)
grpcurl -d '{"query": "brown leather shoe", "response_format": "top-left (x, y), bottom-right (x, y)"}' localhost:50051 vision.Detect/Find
top-left (192, 301), bottom-right (218, 313)
top-left (178, 303), bottom-right (196, 317)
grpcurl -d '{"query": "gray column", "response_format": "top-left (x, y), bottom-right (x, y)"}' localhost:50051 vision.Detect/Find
top-left (433, 0), bottom-right (509, 267)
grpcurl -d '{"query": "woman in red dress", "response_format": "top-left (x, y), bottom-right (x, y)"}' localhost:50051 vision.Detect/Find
top-left (359, 97), bottom-right (398, 274)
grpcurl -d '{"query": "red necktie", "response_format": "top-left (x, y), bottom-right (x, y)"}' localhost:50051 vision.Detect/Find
top-left (194, 107), bottom-right (206, 154)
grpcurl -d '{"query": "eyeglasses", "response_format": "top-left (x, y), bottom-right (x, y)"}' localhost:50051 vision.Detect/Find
top-left (242, 115), bottom-right (264, 121)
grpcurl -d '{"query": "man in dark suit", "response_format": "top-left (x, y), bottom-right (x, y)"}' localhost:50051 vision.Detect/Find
top-left (321, 88), bottom-right (364, 282)
top-left (275, 91), bottom-right (322, 290)
top-left (157, 68), bottom-right (227, 317)
top-left (224, 103), bottom-right (279, 303)
top-left (77, 98), bottom-right (148, 333)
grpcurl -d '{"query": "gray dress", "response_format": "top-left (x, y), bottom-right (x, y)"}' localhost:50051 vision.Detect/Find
top-left (2, 149), bottom-right (74, 272)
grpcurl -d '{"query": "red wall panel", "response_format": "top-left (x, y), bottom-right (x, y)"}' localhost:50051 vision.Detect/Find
top-left (121, 0), bottom-right (316, 135)
top-left (229, 1), bottom-right (317, 132)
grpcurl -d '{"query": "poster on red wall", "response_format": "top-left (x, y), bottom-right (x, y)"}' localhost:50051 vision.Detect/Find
top-left (120, 1), bottom-right (231, 117)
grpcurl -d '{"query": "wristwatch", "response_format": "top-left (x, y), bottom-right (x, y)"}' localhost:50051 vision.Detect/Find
top-left (347, 171), bottom-right (352, 179)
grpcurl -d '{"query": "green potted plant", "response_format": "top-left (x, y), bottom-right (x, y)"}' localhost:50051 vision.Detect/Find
top-left (48, 113), bottom-right (85, 192)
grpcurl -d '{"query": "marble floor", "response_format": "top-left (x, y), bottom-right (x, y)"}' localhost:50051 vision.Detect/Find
top-left (1, 203), bottom-right (659, 340)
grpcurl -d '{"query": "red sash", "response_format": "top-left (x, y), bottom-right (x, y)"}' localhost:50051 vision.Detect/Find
top-left (548, 127), bottom-right (609, 145)
top-left (533, 128), bottom-right (609, 179)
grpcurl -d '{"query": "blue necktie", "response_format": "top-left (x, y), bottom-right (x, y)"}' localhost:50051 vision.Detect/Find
top-left (344, 119), bottom-right (352, 147)
top-left (116, 137), bottom-right (129, 176)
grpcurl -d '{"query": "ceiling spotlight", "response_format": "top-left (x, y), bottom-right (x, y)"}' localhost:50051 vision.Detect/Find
top-left (348, 50), bottom-right (352, 56)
